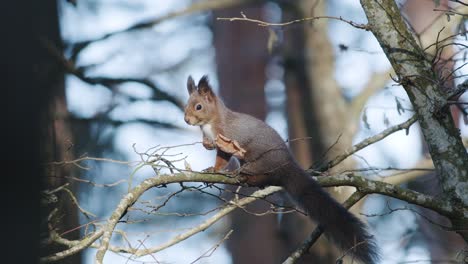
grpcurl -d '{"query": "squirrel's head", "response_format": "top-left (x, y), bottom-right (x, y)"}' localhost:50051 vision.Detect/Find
top-left (184, 75), bottom-right (218, 126)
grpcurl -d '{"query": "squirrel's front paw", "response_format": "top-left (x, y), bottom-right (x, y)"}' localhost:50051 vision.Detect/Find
top-left (202, 137), bottom-right (216, 150)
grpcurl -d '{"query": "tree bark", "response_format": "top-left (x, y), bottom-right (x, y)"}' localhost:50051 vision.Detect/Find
top-left (403, 0), bottom-right (466, 259)
top-left (1, 1), bottom-right (63, 263)
top-left (360, 0), bottom-right (468, 241)
top-left (32, 1), bottom-right (81, 263)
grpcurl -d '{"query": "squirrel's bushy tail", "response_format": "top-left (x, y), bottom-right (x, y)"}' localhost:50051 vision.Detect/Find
top-left (281, 164), bottom-right (379, 264)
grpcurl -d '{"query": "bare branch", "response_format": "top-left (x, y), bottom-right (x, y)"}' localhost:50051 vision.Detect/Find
top-left (40, 230), bottom-right (104, 263)
top-left (190, 230), bottom-right (233, 264)
top-left (41, 169), bottom-right (463, 262)
top-left (382, 158), bottom-right (434, 185)
top-left (61, 187), bottom-right (96, 218)
top-left (40, 37), bottom-right (184, 110)
top-left (217, 12), bottom-right (370, 31)
top-left (93, 172), bottom-right (241, 263)
top-left (433, 8), bottom-right (468, 16)
top-left (69, 115), bottom-right (184, 130)
top-left (282, 226), bottom-right (323, 264)
top-left (49, 156), bottom-right (136, 168)
top-left (133, 188), bottom-right (281, 257)
top-left (63, 176), bottom-right (127, 188)
top-left (361, 202), bottom-right (452, 231)
top-left (318, 115), bottom-right (418, 171)
top-left (316, 174), bottom-right (458, 217)
top-left (417, 5), bottom-right (468, 54)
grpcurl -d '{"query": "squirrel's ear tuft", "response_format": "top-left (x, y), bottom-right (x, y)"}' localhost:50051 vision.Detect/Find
top-left (198, 75), bottom-right (213, 95)
top-left (187, 76), bottom-right (196, 95)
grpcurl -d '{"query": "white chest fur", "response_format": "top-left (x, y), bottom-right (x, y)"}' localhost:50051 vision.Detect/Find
top-left (201, 124), bottom-right (215, 141)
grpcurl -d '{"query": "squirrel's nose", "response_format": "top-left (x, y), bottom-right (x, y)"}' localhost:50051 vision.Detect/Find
top-left (184, 116), bottom-right (190, 124)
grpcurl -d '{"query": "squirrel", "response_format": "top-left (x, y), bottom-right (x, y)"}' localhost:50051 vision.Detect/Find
top-left (184, 75), bottom-right (379, 264)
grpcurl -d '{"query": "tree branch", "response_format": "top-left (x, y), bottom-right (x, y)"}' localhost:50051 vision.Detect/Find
top-left (131, 186), bottom-right (281, 257)
top-left (317, 115), bottom-right (418, 171)
top-left (217, 12), bottom-right (369, 30)
top-left (40, 37), bottom-right (184, 110)
top-left (317, 174), bottom-right (460, 217)
top-left (93, 172), bottom-right (244, 263)
top-left (41, 170), bottom-right (466, 262)
top-left (40, 230), bottom-right (104, 263)
top-left (69, 115), bottom-right (184, 130)
top-left (382, 158), bottom-right (434, 185)
top-left (41, 155), bottom-right (467, 263)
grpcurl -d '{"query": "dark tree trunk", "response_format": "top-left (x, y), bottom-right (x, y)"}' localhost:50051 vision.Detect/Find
top-left (0, 1), bottom-right (64, 263)
top-left (36, 1), bottom-right (81, 263)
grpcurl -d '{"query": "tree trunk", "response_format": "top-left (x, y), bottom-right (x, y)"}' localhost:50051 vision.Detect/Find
top-left (33, 1), bottom-right (81, 263)
top-left (402, 0), bottom-right (466, 259)
top-left (361, 0), bottom-right (468, 241)
top-left (1, 1), bottom-right (65, 263)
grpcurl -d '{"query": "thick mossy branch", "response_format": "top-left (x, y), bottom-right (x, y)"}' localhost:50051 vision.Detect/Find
top-left (316, 174), bottom-right (461, 217)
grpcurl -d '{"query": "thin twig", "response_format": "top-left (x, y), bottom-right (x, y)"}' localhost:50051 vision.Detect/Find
top-left (189, 230), bottom-right (234, 264)
top-left (40, 230), bottom-right (104, 263)
top-left (61, 188), bottom-right (97, 218)
top-left (131, 187), bottom-right (281, 257)
top-left (217, 12), bottom-right (369, 30)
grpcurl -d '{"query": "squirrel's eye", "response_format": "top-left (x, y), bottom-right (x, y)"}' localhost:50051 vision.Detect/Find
top-left (195, 104), bottom-right (202, 110)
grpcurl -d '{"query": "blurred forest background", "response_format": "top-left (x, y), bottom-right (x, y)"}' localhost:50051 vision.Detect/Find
top-left (7, 0), bottom-right (467, 263)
